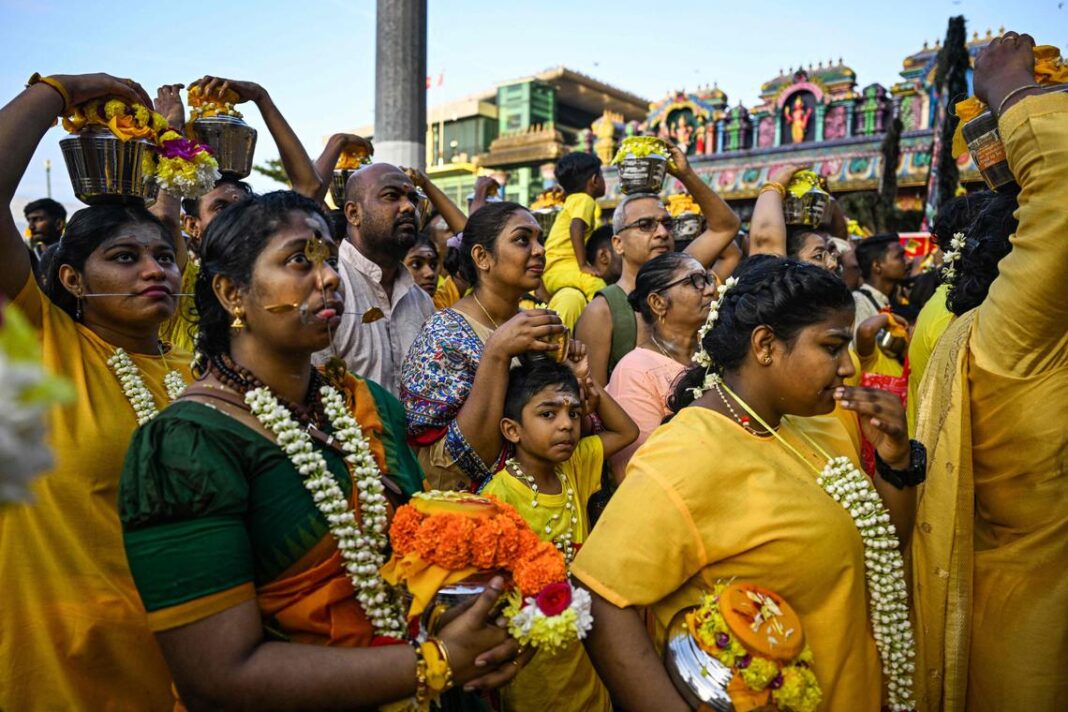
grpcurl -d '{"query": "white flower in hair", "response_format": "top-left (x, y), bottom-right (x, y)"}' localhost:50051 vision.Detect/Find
top-left (688, 276), bottom-right (738, 398)
top-left (940, 232), bottom-right (966, 284)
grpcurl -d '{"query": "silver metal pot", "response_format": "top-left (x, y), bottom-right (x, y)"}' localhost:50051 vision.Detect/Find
top-left (330, 169), bottom-right (356, 207)
top-left (664, 606), bottom-right (735, 710)
top-left (877, 327), bottom-right (908, 360)
top-left (618, 155), bottom-right (668, 195)
top-left (533, 207), bottom-right (562, 236)
top-left (59, 127), bottom-right (158, 206)
top-left (783, 189), bottom-right (831, 228)
top-left (190, 115), bottom-right (257, 179)
top-left (405, 571), bottom-right (509, 635)
top-left (674, 212), bottom-right (705, 241)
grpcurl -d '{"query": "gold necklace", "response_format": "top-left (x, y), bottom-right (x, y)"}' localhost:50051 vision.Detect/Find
top-left (472, 292), bottom-right (500, 329)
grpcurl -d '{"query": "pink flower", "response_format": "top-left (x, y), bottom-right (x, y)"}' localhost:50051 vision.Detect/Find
top-left (535, 582), bottom-right (572, 616)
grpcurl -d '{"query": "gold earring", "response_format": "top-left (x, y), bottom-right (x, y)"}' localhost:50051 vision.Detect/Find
top-left (762, 355), bottom-right (772, 365)
top-left (230, 306), bottom-right (246, 330)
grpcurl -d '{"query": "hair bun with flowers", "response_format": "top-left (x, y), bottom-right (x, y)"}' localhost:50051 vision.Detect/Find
top-left (688, 275), bottom-right (738, 399)
top-left (62, 97), bottom-right (220, 199)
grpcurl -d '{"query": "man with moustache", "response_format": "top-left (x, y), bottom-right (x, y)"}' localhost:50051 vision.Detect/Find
top-left (318, 163), bottom-right (434, 395)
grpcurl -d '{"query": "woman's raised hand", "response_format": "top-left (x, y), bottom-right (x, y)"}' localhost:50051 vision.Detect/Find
top-left (768, 163), bottom-right (809, 186)
top-left (834, 386), bottom-right (911, 469)
top-left (434, 576), bottom-right (530, 690)
top-left (188, 76), bottom-right (265, 104)
top-left (51, 73), bottom-right (152, 108)
top-left (154, 84), bottom-right (185, 128)
top-left (484, 309), bottom-right (567, 360)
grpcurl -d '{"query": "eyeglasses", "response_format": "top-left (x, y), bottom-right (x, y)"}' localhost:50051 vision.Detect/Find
top-left (656, 271), bottom-right (715, 293)
top-left (618, 216), bottom-right (677, 234)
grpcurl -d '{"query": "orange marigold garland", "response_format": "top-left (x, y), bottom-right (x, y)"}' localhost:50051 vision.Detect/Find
top-left (382, 491), bottom-right (592, 653)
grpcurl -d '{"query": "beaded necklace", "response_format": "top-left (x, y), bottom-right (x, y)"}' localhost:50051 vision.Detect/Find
top-left (209, 353), bottom-right (326, 427)
top-left (505, 457), bottom-right (579, 565)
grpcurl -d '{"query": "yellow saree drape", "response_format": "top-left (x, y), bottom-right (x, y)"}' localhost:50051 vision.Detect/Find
top-left (911, 92), bottom-right (1068, 712)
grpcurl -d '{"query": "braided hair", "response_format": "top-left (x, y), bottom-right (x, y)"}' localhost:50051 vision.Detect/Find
top-left (193, 191), bottom-right (330, 375)
top-left (669, 255), bottom-right (854, 412)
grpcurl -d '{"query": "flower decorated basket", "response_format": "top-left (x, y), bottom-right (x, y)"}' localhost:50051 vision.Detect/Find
top-left (665, 582), bottom-right (821, 712)
top-left (382, 491), bottom-right (593, 654)
top-left (782, 171), bottom-right (830, 228)
top-left (611, 136), bottom-right (673, 195)
top-left (331, 145), bottom-right (373, 207)
top-left (60, 98), bottom-right (220, 205)
top-left (187, 86), bottom-right (257, 179)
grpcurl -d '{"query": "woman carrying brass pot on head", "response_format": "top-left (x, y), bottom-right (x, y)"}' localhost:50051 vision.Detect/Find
top-left (0, 71), bottom-right (191, 709)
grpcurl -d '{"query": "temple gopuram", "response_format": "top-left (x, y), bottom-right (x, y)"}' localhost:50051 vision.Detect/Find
top-left (589, 30), bottom-right (1006, 220)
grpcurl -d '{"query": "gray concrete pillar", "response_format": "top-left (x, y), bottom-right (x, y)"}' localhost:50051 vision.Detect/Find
top-left (374, 0), bottom-right (427, 169)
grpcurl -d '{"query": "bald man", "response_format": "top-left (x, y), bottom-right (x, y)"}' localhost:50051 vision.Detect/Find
top-left (315, 163), bottom-right (434, 395)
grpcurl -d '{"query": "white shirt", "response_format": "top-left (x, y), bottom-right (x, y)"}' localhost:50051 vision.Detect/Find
top-left (316, 239), bottom-right (435, 395)
top-left (852, 283), bottom-right (891, 336)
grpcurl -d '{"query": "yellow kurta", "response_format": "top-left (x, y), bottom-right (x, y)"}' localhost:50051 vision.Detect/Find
top-left (482, 437), bottom-right (611, 712)
top-left (0, 276), bottom-right (191, 710)
top-left (906, 283), bottom-right (954, 436)
top-left (571, 407), bottom-right (882, 710)
top-left (912, 92), bottom-right (1068, 711)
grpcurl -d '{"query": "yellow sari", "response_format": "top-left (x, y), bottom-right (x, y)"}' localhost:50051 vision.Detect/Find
top-left (911, 92), bottom-right (1068, 711)
top-left (0, 276), bottom-right (191, 710)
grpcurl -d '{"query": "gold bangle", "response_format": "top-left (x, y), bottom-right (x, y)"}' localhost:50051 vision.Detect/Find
top-left (27, 73), bottom-right (71, 115)
top-left (760, 181), bottom-right (786, 199)
top-left (421, 638), bottom-right (454, 694)
top-left (413, 645), bottom-right (431, 706)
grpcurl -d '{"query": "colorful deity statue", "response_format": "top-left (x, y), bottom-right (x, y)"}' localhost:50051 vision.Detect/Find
top-left (783, 95), bottom-right (813, 144)
top-left (672, 114), bottom-right (695, 154)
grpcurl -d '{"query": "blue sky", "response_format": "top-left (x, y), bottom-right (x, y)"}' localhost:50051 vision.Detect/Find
top-left (2, 0), bottom-right (1063, 208)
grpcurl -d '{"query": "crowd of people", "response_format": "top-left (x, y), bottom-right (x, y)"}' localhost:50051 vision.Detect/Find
top-left (0, 30), bottom-right (1063, 712)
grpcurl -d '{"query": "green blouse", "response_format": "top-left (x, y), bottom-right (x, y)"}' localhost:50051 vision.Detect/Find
top-left (119, 379), bottom-right (422, 631)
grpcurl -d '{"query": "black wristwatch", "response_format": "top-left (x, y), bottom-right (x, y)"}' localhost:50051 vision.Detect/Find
top-left (875, 439), bottom-right (927, 490)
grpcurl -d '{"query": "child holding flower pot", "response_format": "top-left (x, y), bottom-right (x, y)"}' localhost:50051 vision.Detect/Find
top-left (481, 349), bottom-right (637, 711)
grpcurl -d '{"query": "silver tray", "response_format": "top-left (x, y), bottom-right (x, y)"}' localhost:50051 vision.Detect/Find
top-left (664, 606), bottom-right (735, 711)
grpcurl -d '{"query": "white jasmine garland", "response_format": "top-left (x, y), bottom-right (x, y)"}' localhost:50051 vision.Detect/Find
top-left (246, 384), bottom-right (407, 639)
top-left (817, 455), bottom-right (916, 711)
top-left (163, 370), bottom-right (187, 401)
top-left (106, 348), bottom-right (185, 425)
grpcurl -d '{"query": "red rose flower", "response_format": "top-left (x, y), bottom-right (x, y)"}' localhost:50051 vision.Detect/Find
top-left (535, 582), bottom-right (572, 616)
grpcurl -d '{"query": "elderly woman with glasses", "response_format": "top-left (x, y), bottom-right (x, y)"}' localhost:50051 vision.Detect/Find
top-left (604, 252), bottom-right (716, 482)
top-left (576, 187), bottom-right (740, 394)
